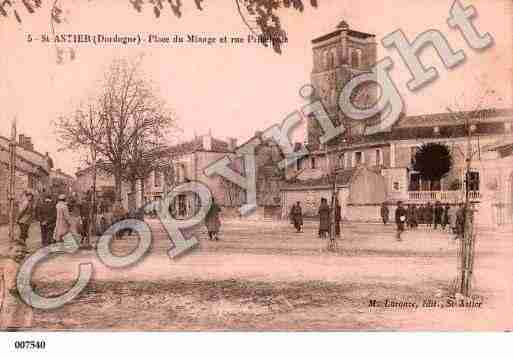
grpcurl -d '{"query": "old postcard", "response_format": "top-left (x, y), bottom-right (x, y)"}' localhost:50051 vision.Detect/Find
top-left (1, 0), bottom-right (513, 347)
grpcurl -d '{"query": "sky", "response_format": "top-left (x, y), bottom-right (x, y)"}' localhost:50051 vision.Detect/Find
top-left (0, 0), bottom-right (511, 175)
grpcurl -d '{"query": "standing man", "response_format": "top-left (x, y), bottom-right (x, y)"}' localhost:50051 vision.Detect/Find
top-left (35, 194), bottom-right (57, 247)
top-left (433, 201), bottom-right (444, 230)
top-left (318, 198), bottom-right (330, 238)
top-left (411, 204), bottom-right (418, 229)
top-left (79, 196), bottom-right (91, 244)
top-left (395, 201), bottom-right (407, 241)
top-left (442, 204), bottom-right (450, 231)
top-left (205, 198), bottom-right (222, 241)
top-left (454, 203), bottom-right (466, 240)
top-left (380, 203), bottom-right (389, 225)
top-left (54, 194), bottom-right (74, 242)
top-left (417, 203), bottom-right (425, 227)
top-left (112, 201), bottom-right (127, 239)
top-left (16, 190), bottom-right (35, 245)
top-left (334, 199), bottom-right (342, 237)
top-left (289, 201), bottom-right (303, 233)
top-left (425, 202), bottom-right (434, 229)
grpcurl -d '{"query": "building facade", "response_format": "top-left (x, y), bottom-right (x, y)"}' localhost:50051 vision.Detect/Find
top-left (280, 21), bottom-right (513, 224)
top-left (0, 134), bottom-right (52, 224)
top-left (136, 133), bottom-right (239, 217)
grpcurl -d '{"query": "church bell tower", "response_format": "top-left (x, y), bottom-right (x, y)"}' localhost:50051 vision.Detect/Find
top-left (308, 20), bottom-right (377, 149)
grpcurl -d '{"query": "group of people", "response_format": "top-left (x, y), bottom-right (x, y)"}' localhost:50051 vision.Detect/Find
top-left (15, 190), bottom-right (92, 247)
top-left (289, 198), bottom-right (342, 238)
top-left (392, 201), bottom-right (468, 241)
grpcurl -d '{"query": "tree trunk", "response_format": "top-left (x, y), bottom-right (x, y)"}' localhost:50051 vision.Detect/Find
top-left (140, 179), bottom-right (145, 206)
top-left (114, 168), bottom-right (123, 203)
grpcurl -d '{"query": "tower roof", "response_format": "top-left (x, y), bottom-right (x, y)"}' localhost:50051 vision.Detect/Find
top-left (337, 20), bottom-right (349, 29)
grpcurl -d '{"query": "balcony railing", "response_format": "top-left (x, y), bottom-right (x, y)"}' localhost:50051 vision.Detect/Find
top-left (408, 190), bottom-right (481, 202)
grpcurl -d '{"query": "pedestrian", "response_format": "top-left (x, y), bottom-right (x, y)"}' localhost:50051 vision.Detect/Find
top-left (449, 204), bottom-right (458, 233)
top-left (318, 198), bottom-right (330, 238)
top-left (395, 201), bottom-right (407, 241)
top-left (442, 204), bottom-right (450, 231)
top-left (79, 197), bottom-right (91, 243)
top-left (417, 204), bottom-right (425, 226)
top-left (380, 203), bottom-right (389, 225)
top-left (434, 201), bottom-right (443, 230)
top-left (112, 201), bottom-right (127, 239)
top-left (406, 204), bottom-right (414, 229)
top-left (289, 201), bottom-right (303, 233)
top-left (205, 198), bottom-right (222, 241)
top-left (334, 199), bottom-right (342, 237)
top-left (411, 204), bottom-right (418, 229)
top-left (16, 190), bottom-right (35, 244)
top-left (35, 194), bottom-right (57, 247)
top-left (454, 203), bottom-right (466, 240)
top-left (425, 202), bottom-right (434, 228)
top-left (54, 194), bottom-right (75, 242)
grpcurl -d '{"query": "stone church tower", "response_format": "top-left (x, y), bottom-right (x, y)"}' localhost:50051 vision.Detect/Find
top-left (308, 21), bottom-right (377, 149)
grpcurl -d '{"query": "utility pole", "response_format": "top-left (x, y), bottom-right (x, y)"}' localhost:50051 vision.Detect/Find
top-left (83, 144), bottom-right (96, 250)
top-left (8, 119), bottom-right (17, 244)
top-left (460, 113), bottom-right (478, 296)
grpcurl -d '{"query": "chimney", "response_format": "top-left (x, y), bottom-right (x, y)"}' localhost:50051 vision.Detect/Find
top-left (228, 137), bottom-right (237, 151)
top-left (254, 131), bottom-right (263, 139)
top-left (202, 133), bottom-right (212, 151)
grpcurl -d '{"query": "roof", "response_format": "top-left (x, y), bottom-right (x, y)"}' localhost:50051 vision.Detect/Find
top-left (395, 108), bottom-right (513, 128)
top-left (165, 136), bottom-right (230, 156)
top-left (0, 135), bottom-right (50, 175)
top-left (323, 108), bottom-right (513, 150)
top-left (312, 27), bottom-right (375, 44)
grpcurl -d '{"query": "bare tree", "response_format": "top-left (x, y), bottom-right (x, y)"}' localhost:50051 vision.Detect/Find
top-left (55, 57), bottom-right (174, 202)
top-left (98, 58), bottom-right (173, 201)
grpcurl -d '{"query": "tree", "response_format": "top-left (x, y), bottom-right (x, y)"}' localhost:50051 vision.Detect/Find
top-left (0, 0), bottom-right (319, 54)
top-left (55, 57), bottom-right (174, 202)
top-left (122, 136), bottom-right (171, 207)
top-left (412, 143), bottom-right (453, 183)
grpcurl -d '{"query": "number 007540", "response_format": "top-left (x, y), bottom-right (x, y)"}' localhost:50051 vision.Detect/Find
top-left (14, 341), bottom-right (46, 350)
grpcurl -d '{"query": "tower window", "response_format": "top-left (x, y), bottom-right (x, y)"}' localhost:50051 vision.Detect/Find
top-left (351, 49), bottom-right (361, 68)
top-left (311, 157), bottom-right (317, 169)
top-left (355, 151), bottom-right (363, 165)
top-left (375, 149), bottom-right (382, 166)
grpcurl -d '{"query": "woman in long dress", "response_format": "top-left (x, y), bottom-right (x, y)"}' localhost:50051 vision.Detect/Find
top-left (205, 198), bottom-right (222, 241)
top-left (318, 198), bottom-right (330, 238)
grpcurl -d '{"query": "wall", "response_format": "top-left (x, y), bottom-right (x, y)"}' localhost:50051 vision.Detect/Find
top-left (0, 164), bottom-right (30, 224)
top-left (282, 187), bottom-right (349, 219)
top-left (345, 205), bottom-right (381, 222)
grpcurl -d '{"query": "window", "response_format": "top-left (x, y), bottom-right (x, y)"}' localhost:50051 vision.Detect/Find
top-left (410, 146), bottom-right (418, 166)
top-left (467, 171), bottom-right (480, 191)
top-left (28, 174), bottom-right (34, 189)
top-left (311, 157), bottom-right (317, 169)
top-left (338, 154), bottom-right (345, 169)
top-left (409, 173), bottom-right (420, 191)
top-left (355, 151), bottom-right (363, 165)
top-left (393, 182), bottom-right (400, 191)
top-left (154, 170), bottom-right (161, 187)
top-left (178, 194), bottom-right (186, 216)
top-left (351, 48), bottom-right (361, 68)
top-left (297, 157), bottom-right (304, 171)
top-left (375, 149), bottom-right (382, 166)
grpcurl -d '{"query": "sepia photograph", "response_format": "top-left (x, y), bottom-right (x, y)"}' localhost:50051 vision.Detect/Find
top-left (0, 0), bottom-right (512, 356)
